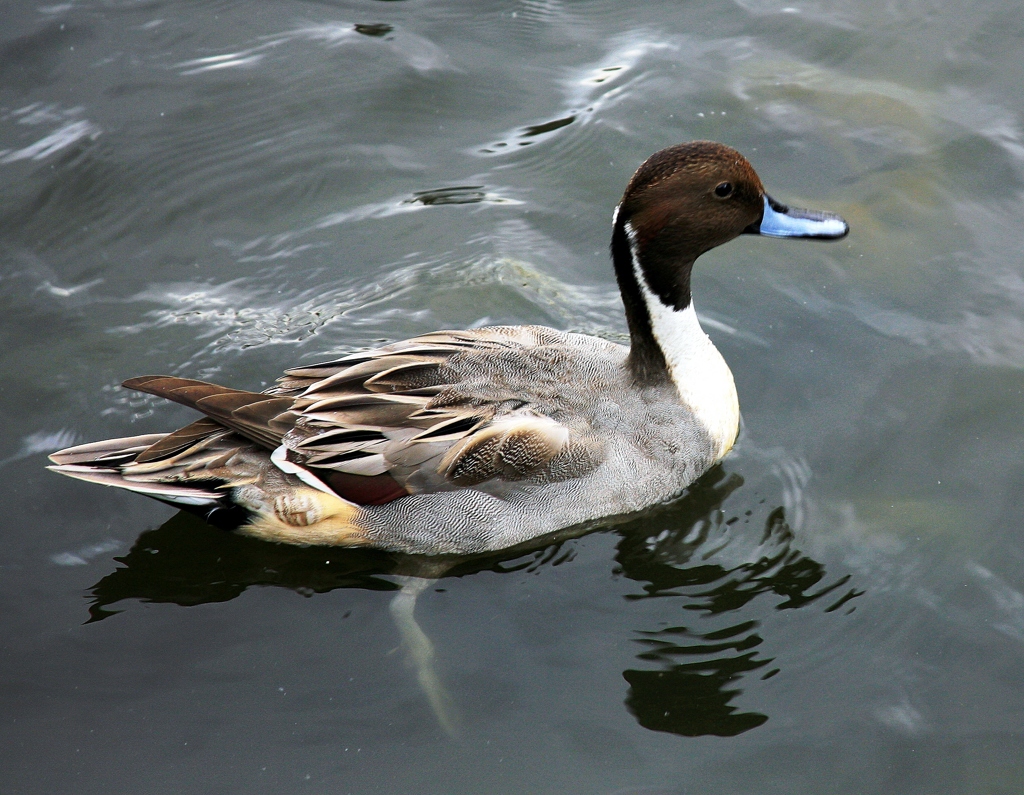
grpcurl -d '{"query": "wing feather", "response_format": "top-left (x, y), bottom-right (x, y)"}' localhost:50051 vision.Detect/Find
top-left (115, 327), bottom-right (599, 506)
top-left (439, 414), bottom-right (571, 485)
top-left (123, 376), bottom-right (291, 450)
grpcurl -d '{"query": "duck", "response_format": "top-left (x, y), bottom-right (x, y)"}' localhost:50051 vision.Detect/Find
top-left (48, 141), bottom-right (848, 556)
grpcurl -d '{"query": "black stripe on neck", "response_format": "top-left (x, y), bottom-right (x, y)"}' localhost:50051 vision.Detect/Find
top-left (610, 213), bottom-right (671, 386)
top-left (637, 231), bottom-right (694, 313)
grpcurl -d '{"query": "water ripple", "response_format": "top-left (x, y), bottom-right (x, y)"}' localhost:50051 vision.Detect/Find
top-left (0, 104), bottom-right (101, 164)
top-left (211, 186), bottom-right (523, 264)
top-left (110, 254), bottom-right (623, 364)
top-left (176, 21), bottom-right (455, 77)
top-left (476, 33), bottom-right (678, 156)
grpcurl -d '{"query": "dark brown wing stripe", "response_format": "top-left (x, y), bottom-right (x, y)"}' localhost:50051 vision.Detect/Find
top-left (123, 376), bottom-right (296, 451)
top-left (134, 418), bottom-right (226, 463)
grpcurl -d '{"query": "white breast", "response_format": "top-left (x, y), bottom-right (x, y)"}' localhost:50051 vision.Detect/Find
top-left (625, 223), bottom-right (740, 460)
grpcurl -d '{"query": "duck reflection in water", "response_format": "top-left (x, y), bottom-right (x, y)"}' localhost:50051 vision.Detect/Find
top-left (84, 466), bottom-right (859, 739)
top-left (614, 468), bottom-right (861, 737)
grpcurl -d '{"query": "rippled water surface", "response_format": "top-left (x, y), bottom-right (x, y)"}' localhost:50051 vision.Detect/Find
top-left (4, 1), bottom-right (1024, 792)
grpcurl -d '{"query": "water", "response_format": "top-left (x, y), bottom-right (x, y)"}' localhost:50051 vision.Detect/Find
top-left (3, 0), bottom-right (1024, 792)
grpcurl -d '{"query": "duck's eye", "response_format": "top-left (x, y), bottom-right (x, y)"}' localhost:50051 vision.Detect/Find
top-left (714, 182), bottom-right (734, 199)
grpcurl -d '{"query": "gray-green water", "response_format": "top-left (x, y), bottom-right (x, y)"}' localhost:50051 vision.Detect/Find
top-left (3, 1), bottom-right (1024, 792)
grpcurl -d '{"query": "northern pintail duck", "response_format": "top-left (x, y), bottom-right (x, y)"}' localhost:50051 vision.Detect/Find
top-left (49, 141), bottom-right (847, 555)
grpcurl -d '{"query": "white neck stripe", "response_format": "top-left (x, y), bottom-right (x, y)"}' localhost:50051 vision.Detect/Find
top-left (624, 221), bottom-right (739, 460)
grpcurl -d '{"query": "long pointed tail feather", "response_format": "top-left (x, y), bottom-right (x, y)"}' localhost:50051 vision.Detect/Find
top-left (49, 432), bottom-right (226, 508)
top-left (47, 463), bottom-right (222, 506)
top-left (47, 434), bottom-right (168, 467)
